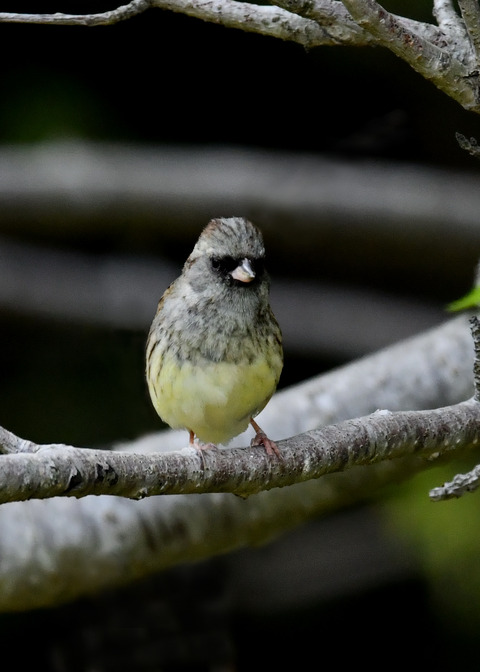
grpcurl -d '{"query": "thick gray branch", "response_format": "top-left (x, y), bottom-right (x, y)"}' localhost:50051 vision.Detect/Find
top-left (269, 0), bottom-right (377, 45)
top-left (272, 0), bottom-right (446, 47)
top-left (341, 0), bottom-right (479, 110)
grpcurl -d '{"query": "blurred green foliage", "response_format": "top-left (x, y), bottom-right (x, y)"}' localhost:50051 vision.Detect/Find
top-left (384, 463), bottom-right (480, 638)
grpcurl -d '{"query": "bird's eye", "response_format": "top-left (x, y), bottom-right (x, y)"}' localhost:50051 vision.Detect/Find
top-left (211, 256), bottom-right (237, 274)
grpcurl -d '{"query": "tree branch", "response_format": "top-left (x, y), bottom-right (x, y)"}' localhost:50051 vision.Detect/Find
top-left (0, 0), bottom-right (151, 25)
top-left (272, 0), bottom-right (446, 47)
top-left (426, 315), bottom-right (480, 500)
top-left (3, 142), bottom-right (480, 284)
top-left (0, 0), bottom-right (450, 49)
top-left (1, 395), bottom-right (479, 502)
top-left (0, 314), bottom-right (475, 611)
top-left (0, 0), bottom-right (479, 109)
top-left (433, 0), bottom-right (465, 35)
top-left (0, 453), bottom-right (429, 612)
top-left (0, 0), bottom-right (334, 47)
top-left (458, 0), bottom-right (480, 70)
top-left (472, 314), bottom-right (480, 401)
top-left (341, 0), bottom-right (479, 110)
top-left (269, 0), bottom-right (377, 45)
top-left (430, 463), bottom-right (480, 500)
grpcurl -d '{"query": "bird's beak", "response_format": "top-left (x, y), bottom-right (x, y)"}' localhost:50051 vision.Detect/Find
top-left (231, 258), bottom-right (255, 283)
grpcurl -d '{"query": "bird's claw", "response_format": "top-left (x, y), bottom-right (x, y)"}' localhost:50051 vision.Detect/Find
top-left (251, 431), bottom-right (282, 458)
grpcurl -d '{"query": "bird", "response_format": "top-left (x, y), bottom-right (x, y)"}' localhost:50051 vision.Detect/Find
top-left (146, 216), bottom-right (283, 456)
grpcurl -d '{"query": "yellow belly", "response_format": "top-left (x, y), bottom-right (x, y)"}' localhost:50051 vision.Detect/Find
top-left (147, 352), bottom-right (281, 444)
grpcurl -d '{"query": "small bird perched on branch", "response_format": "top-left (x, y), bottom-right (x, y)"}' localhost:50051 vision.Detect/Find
top-left (146, 217), bottom-right (283, 456)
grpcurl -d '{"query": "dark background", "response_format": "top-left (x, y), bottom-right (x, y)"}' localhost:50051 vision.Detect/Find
top-left (2, 3), bottom-right (477, 162)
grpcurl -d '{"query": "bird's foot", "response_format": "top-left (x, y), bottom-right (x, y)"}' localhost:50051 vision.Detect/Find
top-left (249, 418), bottom-right (282, 458)
top-left (250, 418), bottom-right (281, 458)
top-left (251, 431), bottom-right (281, 458)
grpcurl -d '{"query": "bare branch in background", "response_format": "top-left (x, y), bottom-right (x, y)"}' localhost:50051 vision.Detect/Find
top-left (1, 142), bottom-right (480, 261)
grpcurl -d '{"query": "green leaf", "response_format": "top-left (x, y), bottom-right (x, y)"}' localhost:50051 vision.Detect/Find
top-left (446, 286), bottom-right (480, 312)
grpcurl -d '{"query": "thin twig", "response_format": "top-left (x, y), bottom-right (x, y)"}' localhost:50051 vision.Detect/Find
top-left (0, 0), bottom-right (151, 25)
top-left (430, 463), bottom-right (480, 500)
top-left (456, 131), bottom-right (480, 157)
top-left (471, 316), bottom-right (480, 401)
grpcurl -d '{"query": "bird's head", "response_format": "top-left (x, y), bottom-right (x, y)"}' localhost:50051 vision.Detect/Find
top-left (185, 217), bottom-right (269, 293)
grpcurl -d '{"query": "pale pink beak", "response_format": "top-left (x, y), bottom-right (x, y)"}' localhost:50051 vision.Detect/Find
top-left (231, 258), bottom-right (255, 283)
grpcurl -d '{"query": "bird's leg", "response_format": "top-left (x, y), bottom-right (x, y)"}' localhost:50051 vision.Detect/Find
top-left (189, 430), bottom-right (204, 468)
top-left (189, 430), bottom-right (216, 451)
top-left (250, 418), bottom-right (281, 458)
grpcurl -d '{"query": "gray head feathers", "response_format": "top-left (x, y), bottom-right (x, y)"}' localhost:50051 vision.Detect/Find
top-left (189, 217), bottom-right (265, 263)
